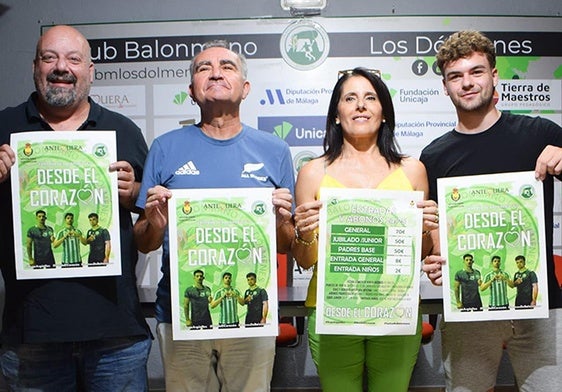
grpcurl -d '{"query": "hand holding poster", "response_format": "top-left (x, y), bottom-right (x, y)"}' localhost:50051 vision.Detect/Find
top-left (316, 188), bottom-right (424, 336)
top-left (437, 171), bottom-right (548, 322)
top-left (11, 131), bottom-right (121, 279)
top-left (168, 188), bottom-right (278, 340)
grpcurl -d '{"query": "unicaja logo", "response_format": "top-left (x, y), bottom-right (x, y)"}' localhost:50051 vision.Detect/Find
top-left (280, 20), bottom-right (330, 71)
top-left (273, 121), bottom-right (293, 140)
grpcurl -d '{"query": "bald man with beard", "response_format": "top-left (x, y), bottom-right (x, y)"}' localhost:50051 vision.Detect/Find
top-left (0, 25), bottom-right (151, 390)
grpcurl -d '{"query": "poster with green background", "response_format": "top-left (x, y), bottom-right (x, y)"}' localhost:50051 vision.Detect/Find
top-left (11, 131), bottom-right (121, 279)
top-left (438, 171), bottom-right (548, 322)
top-left (168, 188), bottom-right (277, 340)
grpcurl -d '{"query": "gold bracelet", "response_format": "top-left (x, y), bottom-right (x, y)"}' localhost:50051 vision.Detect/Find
top-left (294, 228), bottom-right (318, 246)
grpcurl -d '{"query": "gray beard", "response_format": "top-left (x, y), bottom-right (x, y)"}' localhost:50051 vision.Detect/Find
top-left (44, 86), bottom-right (78, 107)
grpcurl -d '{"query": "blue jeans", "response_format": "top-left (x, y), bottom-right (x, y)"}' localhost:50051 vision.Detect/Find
top-left (0, 336), bottom-right (151, 392)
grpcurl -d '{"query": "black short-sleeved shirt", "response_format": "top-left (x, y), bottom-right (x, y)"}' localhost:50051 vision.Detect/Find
top-left (244, 287), bottom-right (268, 324)
top-left (0, 93), bottom-right (150, 343)
top-left (514, 269), bottom-right (539, 306)
top-left (184, 285), bottom-right (212, 327)
top-left (27, 225), bottom-right (55, 265)
top-left (420, 112), bottom-right (562, 309)
top-left (87, 227), bottom-right (111, 264)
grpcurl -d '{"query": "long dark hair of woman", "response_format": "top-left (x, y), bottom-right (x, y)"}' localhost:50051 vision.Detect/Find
top-left (322, 67), bottom-right (404, 166)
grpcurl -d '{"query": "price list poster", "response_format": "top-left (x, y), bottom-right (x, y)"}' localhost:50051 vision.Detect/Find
top-left (316, 188), bottom-right (424, 335)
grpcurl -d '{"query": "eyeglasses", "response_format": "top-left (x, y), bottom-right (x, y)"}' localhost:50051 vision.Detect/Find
top-left (338, 68), bottom-right (381, 79)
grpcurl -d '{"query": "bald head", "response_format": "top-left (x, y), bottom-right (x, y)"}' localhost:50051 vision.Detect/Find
top-left (33, 25), bottom-right (94, 109)
top-left (36, 25), bottom-right (92, 64)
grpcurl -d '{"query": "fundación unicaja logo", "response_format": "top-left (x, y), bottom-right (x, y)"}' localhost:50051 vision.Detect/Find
top-left (280, 20), bottom-right (330, 71)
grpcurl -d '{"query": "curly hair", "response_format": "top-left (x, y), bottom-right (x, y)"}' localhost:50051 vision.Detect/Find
top-left (436, 30), bottom-right (496, 75)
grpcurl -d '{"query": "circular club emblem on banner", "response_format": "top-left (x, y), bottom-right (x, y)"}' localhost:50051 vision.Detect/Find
top-left (293, 150), bottom-right (317, 172)
top-left (280, 20), bottom-right (330, 71)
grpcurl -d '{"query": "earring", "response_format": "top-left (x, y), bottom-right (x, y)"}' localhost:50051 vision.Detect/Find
top-left (382, 119), bottom-right (386, 123)
top-left (335, 119), bottom-right (340, 125)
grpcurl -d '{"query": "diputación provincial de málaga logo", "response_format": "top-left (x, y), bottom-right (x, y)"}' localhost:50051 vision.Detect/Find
top-left (280, 19), bottom-right (330, 71)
